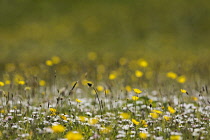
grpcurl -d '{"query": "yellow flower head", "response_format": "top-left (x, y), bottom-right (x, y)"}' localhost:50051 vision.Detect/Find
top-left (78, 116), bottom-right (87, 122)
top-left (177, 75), bottom-right (186, 83)
top-left (132, 119), bottom-right (140, 125)
top-left (166, 72), bottom-right (177, 79)
top-left (52, 124), bottom-right (65, 133)
top-left (132, 96), bottom-right (139, 101)
top-left (125, 85), bottom-right (132, 92)
top-left (88, 118), bottom-right (99, 125)
top-left (65, 131), bottom-right (83, 140)
top-left (0, 82), bottom-right (5, 87)
top-left (24, 87), bottom-right (31, 91)
top-left (150, 113), bottom-right (159, 119)
top-left (49, 108), bottom-right (56, 113)
top-left (180, 89), bottom-right (187, 93)
top-left (76, 99), bottom-right (82, 103)
top-left (163, 116), bottom-right (171, 121)
top-left (5, 80), bottom-right (11, 85)
top-left (51, 56), bottom-right (61, 64)
top-left (192, 96), bottom-right (198, 101)
top-left (109, 73), bottom-right (116, 80)
top-left (140, 120), bottom-right (148, 127)
top-left (135, 70), bottom-right (143, 78)
top-left (170, 135), bottom-right (182, 140)
top-left (100, 126), bottom-right (112, 134)
top-left (168, 106), bottom-right (176, 114)
top-left (97, 85), bottom-right (104, 92)
top-left (120, 113), bottom-right (130, 119)
top-left (46, 60), bottom-right (53, 66)
top-left (139, 132), bottom-right (148, 139)
top-left (119, 57), bottom-right (127, 66)
top-left (18, 80), bottom-right (25, 85)
top-left (138, 59), bottom-right (148, 67)
top-left (39, 80), bottom-right (46, 86)
top-left (133, 88), bottom-right (142, 94)
top-left (60, 115), bottom-right (67, 120)
top-left (152, 110), bottom-right (163, 114)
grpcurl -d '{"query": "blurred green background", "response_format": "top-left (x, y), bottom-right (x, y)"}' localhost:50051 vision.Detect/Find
top-left (0, 0), bottom-right (210, 63)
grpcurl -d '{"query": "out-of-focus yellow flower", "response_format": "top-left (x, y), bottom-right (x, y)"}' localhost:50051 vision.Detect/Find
top-left (132, 96), bottom-right (139, 101)
top-left (119, 57), bottom-right (127, 66)
top-left (140, 120), bottom-right (148, 127)
top-left (46, 60), bottom-right (53, 66)
top-left (51, 56), bottom-right (61, 64)
top-left (49, 108), bottom-right (56, 113)
top-left (180, 89), bottom-right (187, 93)
top-left (133, 88), bottom-right (142, 94)
top-left (166, 72), bottom-right (177, 79)
top-left (150, 113), bottom-right (159, 119)
top-left (192, 96), bottom-right (198, 101)
top-left (125, 85), bottom-right (132, 92)
top-left (65, 131), bottom-right (83, 140)
top-left (5, 80), bottom-right (11, 85)
top-left (18, 81), bottom-right (25, 85)
top-left (78, 116), bottom-right (87, 122)
top-left (97, 85), bottom-right (104, 92)
top-left (60, 115), bottom-right (67, 120)
top-left (52, 124), bottom-right (65, 133)
top-left (88, 52), bottom-right (97, 61)
top-left (5, 63), bottom-right (16, 72)
top-left (177, 75), bottom-right (186, 83)
top-left (152, 110), bottom-right (163, 114)
top-left (0, 82), bottom-right (4, 86)
top-left (24, 87), bottom-right (31, 90)
top-left (139, 132), bottom-right (148, 139)
top-left (138, 59), bottom-right (148, 67)
top-left (100, 126), bottom-right (112, 134)
top-left (170, 135), bottom-right (182, 140)
top-left (76, 99), bottom-right (82, 103)
top-left (132, 119), bottom-right (140, 125)
top-left (39, 80), bottom-right (46, 86)
top-left (120, 113), bottom-right (130, 119)
top-left (168, 106), bottom-right (176, 114)
top-left (82, 80), bottom-right (93, 86)
top-left (109, 73), bottom-right (116, 80)
top-left (97, 65), bottom-right (105, 73)
top-left (0, 109), bottom-right (5, 114)
top-left (149, 99), bottom-right (153, 103)
top-left (163, 116), bottom-right (171, 121)
top-left (135, 70), bottom-right (143, 78)
top-left (104, 89), bottom-right (110, 95)
top-left (88, 118), bottom-right (99, 125)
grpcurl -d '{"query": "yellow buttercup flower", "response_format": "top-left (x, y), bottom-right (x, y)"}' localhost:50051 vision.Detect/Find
top-left (180, 89), bottom-right (187, 93)
top-left (150, 113), bottom-right (159, 119)
top-left (139, 132), bottom-right (148, 139)
top-left (140, 120), bottom-right (148, 127)
top-left (0, 82), bottom-right (4, 86)
top-left (152, 110), bottom-right (163, 114)
top-left (133, 88), bottom-right (142, 94)
top-left (177, 75), bottom-right (186, 83)
top-left (163, 116), bottom-right (171, 121)
top-left (135, 70), bottom-right (143, 78)
top-left (109, 73), bottom-right (116, 80)
top-left (138, 59), bottom-right (148, 67)
top-left (132, 96), bottom-right (139, 101)
top-left (88, 118), bottom-right (99, 125)
top-left (39, 80), bottom-right (46, 86)
top-left (65, 131), bottom-right (83, 140)
top-left (78, 116), bottom-right (87, 122)
top-left (97, 85), bottom-right (104, 92)
top-left (52, 124), bottom-right (65, 133)
top-left (18, 80), bottom-right (25, 85)
top-left (49, 108), bottom-right (56, 113)
top-left (125, 85), bottom-right (132, 92)
top-left (46, 60), bottom-right (53, 66)
top-left (100, 126), bottom-right (112, 134)
top-left (132, 119), bottom-right (140, 125)
top-left (76, 99), bottom-right (82, 103)
top-left (167, 72), bottom-right (177, 79)
top-left (170, 135), bottom-right (182, 140)
top-left (168, 106), bottom-right (176, 114)
top-left (120, 113), bottom-right (130, 119)
top-left (5, 80), bottom-right (11, 85)
top-left (192, 96), bottom-right (198, 101)
top-left (51, 56), bottom-right (61, 64)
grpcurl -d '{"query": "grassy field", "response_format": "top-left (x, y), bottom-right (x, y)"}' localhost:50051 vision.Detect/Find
top-left (0, 1), bottom-right (210, 140)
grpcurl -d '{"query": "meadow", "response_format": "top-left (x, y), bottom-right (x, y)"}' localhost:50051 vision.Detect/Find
top-left (0, 52), bottom-right (209, 140)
